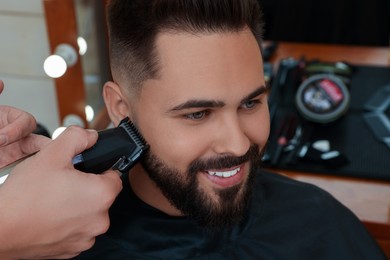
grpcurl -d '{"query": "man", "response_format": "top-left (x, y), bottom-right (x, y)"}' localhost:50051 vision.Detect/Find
top-left (0, 80), bottom-right (122, 259)
top-left (76, 0), bottom-right (385, 259)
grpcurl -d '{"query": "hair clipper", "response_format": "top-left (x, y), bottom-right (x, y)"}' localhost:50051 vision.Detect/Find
top-left (0, 117), bottom-right (149, 184)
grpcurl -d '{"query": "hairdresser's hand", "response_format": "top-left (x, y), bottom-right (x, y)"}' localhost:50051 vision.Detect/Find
top-left (0, 126), bottom-right (122, 259)
top-left (0, 80), bottom-right (50, 167)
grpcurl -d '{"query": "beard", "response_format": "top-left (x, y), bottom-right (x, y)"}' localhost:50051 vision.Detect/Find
top-left (140, 144), bottom-right (264, 229)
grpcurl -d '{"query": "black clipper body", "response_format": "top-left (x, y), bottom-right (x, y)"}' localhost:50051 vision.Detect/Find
top-left (72, 117), bottom-right (149, 174)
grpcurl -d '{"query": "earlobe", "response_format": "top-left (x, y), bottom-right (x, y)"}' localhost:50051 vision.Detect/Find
top-left (103, 81), bottom-right (130, 126)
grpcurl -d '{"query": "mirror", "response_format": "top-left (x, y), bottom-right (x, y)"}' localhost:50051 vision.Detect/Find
top-left (74, 0), bottom-right (111, 129)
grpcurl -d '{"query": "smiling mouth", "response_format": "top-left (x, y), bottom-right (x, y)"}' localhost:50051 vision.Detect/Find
top-left (206, 167), bottom-right (241, 178)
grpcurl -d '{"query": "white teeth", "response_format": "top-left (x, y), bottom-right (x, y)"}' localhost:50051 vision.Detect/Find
top-left (207, 167), bottom-right (240, 178)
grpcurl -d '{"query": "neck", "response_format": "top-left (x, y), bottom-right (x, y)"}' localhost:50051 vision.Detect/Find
top-left (129, 164), bottom-right (183, 216)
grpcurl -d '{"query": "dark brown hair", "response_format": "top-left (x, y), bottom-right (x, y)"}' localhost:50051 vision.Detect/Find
top-left (106, 0), bottom-right (264, 94)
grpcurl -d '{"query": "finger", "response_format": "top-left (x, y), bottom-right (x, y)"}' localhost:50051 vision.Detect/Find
top-left (100, 169), bottom-right (123, 193)
top-left (38, 251), bottom-right (83, 260)
top-left (40, 253), bottom-right (81, 260)
top-left (0, 109), bottom-right (37, 146)
top-left (42, 126), bottom-right (98, 164)
top-left (19, 134), bottom-right (52, 155)
top-left (38, 239), bottom-right (95, 259)
top-left (0, 80), bottom-right (4, 94)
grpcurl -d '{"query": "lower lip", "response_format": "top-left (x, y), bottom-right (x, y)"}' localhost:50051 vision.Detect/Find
top-left (201, 164), bottom-right (247, 188)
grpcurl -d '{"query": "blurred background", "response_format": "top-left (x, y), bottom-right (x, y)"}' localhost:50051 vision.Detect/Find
top-left (0, 0), bottom-right (389, 136)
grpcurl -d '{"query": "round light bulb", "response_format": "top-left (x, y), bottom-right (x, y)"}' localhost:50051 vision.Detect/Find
top-left (77, 36), bottom-right (88, 56)
top-left (43, 54), bottom-right (67, 78)
top-left (52, 126), bottom-right (67, 139)
top-left (85, 105), bottom-right (94, 122)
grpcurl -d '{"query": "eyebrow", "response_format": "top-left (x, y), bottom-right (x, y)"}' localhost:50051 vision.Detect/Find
top-left (168, 85), bottom-right (267, 112)
top-left (239, 86), bottom-right (268, 105)
top-left (169, 99), bottom-right (225, 112)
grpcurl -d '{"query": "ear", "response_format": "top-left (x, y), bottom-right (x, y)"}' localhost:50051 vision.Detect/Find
top-left (103, 81), bottom-right (131, 126)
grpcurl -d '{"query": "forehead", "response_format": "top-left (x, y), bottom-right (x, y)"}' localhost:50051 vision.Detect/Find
top-left (137, 29), bottom-right (264, 107)
top-left (156, 29), bottom-right (261, 75)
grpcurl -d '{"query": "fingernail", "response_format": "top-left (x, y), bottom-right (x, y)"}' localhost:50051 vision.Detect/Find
top-left (0, 135), bottom-right (8, 146)
top-left (86, 129), bottom-right (98, 136)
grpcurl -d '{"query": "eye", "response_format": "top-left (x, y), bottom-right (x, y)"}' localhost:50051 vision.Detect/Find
top-left (184, 110), bottom-right (210, 121)
top-left (241, 99), bottom-right (261, 110)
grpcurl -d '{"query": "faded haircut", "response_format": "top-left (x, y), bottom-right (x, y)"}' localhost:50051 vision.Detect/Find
top-left (106, 0), bottom-right (264, 96)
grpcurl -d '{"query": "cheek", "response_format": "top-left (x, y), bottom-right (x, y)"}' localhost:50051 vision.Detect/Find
top-left (244, 108), bottom-right (270, 148)
top-left (141, 119), bottom-right (208, 172)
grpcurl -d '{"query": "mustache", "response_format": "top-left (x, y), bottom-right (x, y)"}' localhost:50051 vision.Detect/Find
top-left (188, 144), bottom-right (262, 174)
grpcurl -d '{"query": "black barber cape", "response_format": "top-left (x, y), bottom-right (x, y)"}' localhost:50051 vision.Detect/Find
top-left (74, 170), bottom-right (386, 259)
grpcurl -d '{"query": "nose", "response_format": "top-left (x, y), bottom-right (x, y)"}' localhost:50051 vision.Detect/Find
top-left (212, 115), bottom-right (251, 157)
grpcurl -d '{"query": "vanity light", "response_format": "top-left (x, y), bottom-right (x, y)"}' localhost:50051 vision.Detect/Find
top-left (43, 43), bottom-right (78, 78)
top-left (52, 126), bottom-right (67, 140)
top-left (77, 36), bottom-right (88, 56)
top-left (85, 105), bottom-right (95, 122)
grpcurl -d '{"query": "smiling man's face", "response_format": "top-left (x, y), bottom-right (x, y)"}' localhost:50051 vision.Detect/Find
top-left (106, 28), bottom-right (270, 228)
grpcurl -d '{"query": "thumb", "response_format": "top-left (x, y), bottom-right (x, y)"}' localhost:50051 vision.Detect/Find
top-left (98, 169), bottom-right (123, 194)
